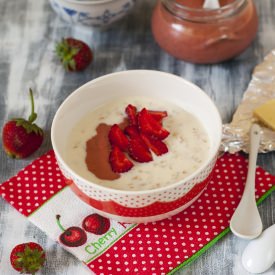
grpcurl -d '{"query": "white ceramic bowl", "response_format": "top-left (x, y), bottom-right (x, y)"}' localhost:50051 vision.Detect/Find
top-left (49, 0), bottom-right (136, 27)
top-left (51, 70), bottom-right (222, 223)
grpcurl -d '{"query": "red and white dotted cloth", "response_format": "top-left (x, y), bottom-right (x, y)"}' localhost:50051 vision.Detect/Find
top-left (0, 150), bottom-right (275, 275)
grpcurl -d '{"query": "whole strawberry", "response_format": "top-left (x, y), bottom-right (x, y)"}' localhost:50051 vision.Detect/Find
top-left (10, 242), bottom-right (46, 274)
top-left (2, 89), bottom-right (43, 159)
top-left (55, 37), bottom-right (93, 71)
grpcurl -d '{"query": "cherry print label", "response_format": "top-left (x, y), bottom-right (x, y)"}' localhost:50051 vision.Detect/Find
top-left (28, 186), bottom-right (136, 263)
top-left (0, 150), bottom-right (274, 275)
top-left (85, 227), bottom-right (117, 255)
top-left (84, 224), bottom-right (137, 262)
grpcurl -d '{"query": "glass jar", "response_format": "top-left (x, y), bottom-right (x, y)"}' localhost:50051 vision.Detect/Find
top-left (151, 0), bottom-right (258, 64)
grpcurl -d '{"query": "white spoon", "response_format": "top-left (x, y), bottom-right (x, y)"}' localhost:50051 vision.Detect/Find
top-left (230, 124), bottom-right (263, 239)
top-left (203, 0), bottom-right (220, 9)
top-left (242, 224), bottom-right (275, 273)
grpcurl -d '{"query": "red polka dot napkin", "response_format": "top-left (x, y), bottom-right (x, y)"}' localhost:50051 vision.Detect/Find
top-left (0, 150), bottom-right (274, 275)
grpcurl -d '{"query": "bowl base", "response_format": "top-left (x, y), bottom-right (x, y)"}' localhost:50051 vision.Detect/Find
top-left (68, 177), bottom-right (205, 223)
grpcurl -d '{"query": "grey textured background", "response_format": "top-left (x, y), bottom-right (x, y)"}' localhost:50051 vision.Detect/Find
top-left (0, 0), bottom-right (274, 274)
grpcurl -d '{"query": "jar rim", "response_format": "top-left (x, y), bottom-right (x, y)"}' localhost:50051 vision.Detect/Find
top-left (161, 0), bottom-right (247, 21)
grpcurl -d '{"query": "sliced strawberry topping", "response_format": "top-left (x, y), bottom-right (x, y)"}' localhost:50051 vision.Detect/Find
top-left (125, 104), bottom-right (138, 126)
top-left (107, 105), bottom-right (170, 173)
top-left (148, 110), bottom-right (168, 122)
top-left (141, 134), bottom-right (169, 156)
top-left (137, 108), bottom-right (170, 140)
top-left (109, 146), bottom-right (134, 173)
top-left (125, 126), bottom-right (152, 158)
top-left (124, 125), bottom-right (140, 139)
top-left (128, 138), bottom-right (153, 163)
top-left (108, 124), bottom-right (129, 151)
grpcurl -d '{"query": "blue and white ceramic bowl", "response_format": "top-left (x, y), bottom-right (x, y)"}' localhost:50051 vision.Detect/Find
top-left (49, 0), bottom-right (136, 27)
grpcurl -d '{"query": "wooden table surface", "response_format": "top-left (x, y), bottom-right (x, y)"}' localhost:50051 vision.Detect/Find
top-left (0, 0), bottom-right (274, 274)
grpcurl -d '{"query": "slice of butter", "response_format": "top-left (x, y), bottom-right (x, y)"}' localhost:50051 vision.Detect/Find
top-left (253, 99), bottom-right (275, 130)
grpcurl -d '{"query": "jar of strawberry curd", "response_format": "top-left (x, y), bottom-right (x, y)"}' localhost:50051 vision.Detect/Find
top-left (151, 0), bottom-right (258, 64)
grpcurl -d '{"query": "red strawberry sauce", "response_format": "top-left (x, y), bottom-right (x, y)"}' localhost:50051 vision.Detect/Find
top-left (85, 120), bottom-right (128, 180)
top-left (85, 123), bottom-right (119, 181)
top-left (151, 0), bottom-right (258, 63)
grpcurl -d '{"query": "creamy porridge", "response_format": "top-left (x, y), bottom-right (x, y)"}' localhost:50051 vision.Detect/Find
top-left (65, 96), bottom-right (210, 191)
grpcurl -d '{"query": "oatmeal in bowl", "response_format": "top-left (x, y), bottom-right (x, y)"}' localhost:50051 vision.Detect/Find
top-left (51, 70), bottom-right (222, 223)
